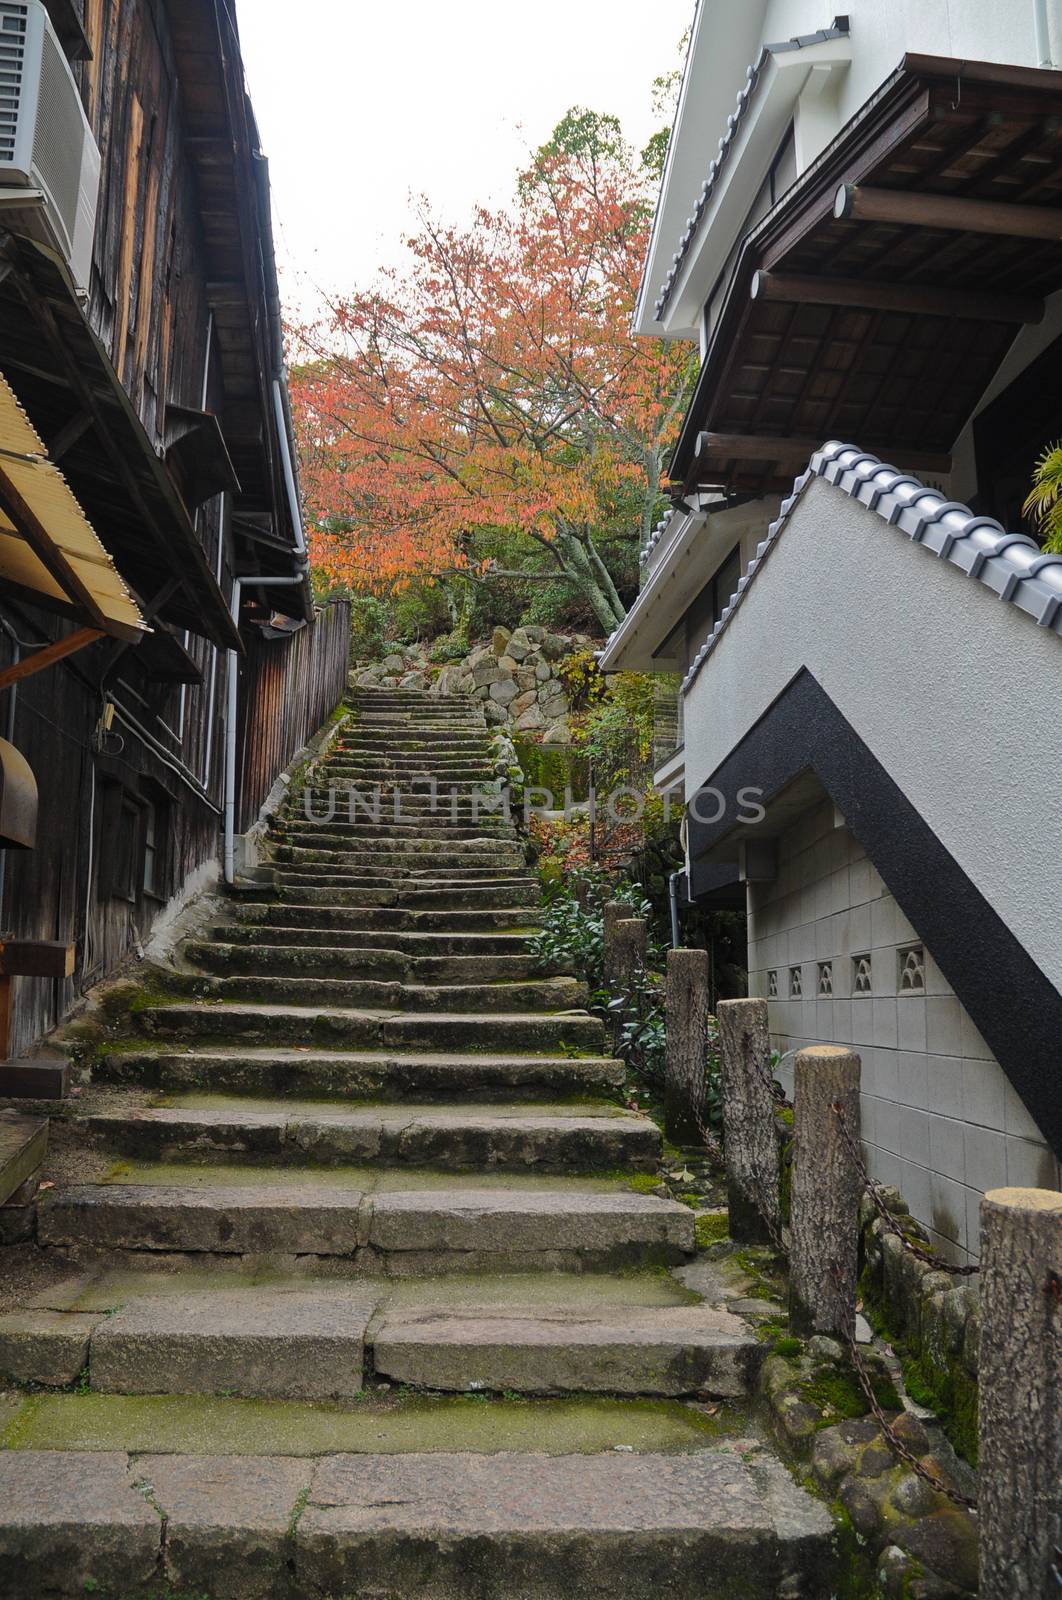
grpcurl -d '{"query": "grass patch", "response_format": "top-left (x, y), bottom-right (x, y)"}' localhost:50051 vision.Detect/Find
top-left (694, 1212), bottom-right (729, 1249)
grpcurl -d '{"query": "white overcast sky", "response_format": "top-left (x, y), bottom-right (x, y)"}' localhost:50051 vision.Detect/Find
top-left (237, 0), bottom-right (693, 314)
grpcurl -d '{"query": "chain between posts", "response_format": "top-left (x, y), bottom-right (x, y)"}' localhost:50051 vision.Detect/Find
top-left (831, 1100), bottom-right (980, 1277)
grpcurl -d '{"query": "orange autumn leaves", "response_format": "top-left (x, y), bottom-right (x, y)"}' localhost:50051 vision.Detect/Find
top-left (289, 124), bottom-right (695, 603)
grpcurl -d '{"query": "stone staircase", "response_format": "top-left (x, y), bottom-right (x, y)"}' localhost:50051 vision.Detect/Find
top-left (0, 689), bottom-right (835, 1597)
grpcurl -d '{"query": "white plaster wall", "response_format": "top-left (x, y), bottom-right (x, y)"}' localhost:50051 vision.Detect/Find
top-left (763, 0), bottom-right (1050, 147)
top-left (750, 798), bottom-right (1060, 1263)
top-left (683, 474), bottom-right (1062, 996)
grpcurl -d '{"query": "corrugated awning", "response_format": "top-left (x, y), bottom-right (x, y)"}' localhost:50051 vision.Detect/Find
top-left (0, 369), bottom-right (145, 643)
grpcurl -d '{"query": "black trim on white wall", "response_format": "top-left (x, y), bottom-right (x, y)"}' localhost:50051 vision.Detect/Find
top-left (686, 668), bottom-right (1062, 1160)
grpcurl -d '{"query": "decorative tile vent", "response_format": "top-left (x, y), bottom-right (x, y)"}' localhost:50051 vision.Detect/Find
top-left (767, 969), bottom-right (778, 998)
top-left (853, 954), bottom-right (872, 995)
top-left (818, 961), bottom-right (833, 997)
top-left (898, 945), bottom-right (926, 993)
top-left (789, 966), bottom-right (803, 999)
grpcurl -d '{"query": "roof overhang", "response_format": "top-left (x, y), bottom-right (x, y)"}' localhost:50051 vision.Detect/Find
top-left (599, 496), bottom-right (775, 673)
top-left (669, 54), bottom-right (1062, 495)
top-left (0, 368), bottom-right (146, 644)
top-left (0, 235), bottom-right (241, 651)
top-left (647, 32), bottom-right (853, 339)
top-left (166, 0), bottom-right (313, 625)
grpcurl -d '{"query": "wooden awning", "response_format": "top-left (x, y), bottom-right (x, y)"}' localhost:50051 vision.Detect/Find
top-left (0, 368), bottom-right (145, 644)
top-left (671, 56), bottom-right (1062, 495)
top-left (0, 235), bottom-right (241, 651)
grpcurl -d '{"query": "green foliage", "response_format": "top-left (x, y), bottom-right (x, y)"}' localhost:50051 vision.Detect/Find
top-left (348, 594), bottom-right (389, 662)
top-left (530, 871), bottom-right (649, 993)
top-left (1023, 441), bottom-right (1062, 552)
top-left (557, 648), bottom-right (608, 712)
top-left (578, 671), bottom-right (655, 790)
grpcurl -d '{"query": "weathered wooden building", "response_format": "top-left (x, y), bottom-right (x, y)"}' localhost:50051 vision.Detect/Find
top-left (0, 0), bottom-right (348, 1060)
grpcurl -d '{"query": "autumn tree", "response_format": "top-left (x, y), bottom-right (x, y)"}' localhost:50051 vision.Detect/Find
top-left (290, 109), bottom-right (696, 634)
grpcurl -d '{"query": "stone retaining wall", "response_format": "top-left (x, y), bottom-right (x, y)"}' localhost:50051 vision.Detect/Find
top-left (350, 627), bottom-right (594, 745)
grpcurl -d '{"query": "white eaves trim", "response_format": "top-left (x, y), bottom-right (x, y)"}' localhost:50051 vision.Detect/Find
top-left (681, 442), bottom-right (1062, 696)
top-left (600, 505), bottom-right (707, 673)
top-left (639, 25), bottom-right (851, 339)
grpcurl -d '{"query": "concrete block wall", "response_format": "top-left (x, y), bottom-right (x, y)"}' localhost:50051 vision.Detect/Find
top-left (747, 798), bottom-right (1060, 1264)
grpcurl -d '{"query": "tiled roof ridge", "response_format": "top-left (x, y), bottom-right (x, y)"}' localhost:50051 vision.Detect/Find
top-left (652, 17), bottom-right (851, 323)
top-left (679, 440), bottom-right (1062, 695)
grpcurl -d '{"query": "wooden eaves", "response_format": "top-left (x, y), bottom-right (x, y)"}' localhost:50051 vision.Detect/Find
top-left (0, 235), bottom-right (242, 652)
top-left (670, 54), bottom-right (1062, 498)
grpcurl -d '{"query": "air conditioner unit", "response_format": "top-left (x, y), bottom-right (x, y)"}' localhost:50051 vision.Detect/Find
top-left (0, 0), bottom-right (100, 295)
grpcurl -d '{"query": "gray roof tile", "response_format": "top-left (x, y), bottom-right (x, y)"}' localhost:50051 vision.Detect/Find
top-left (680, 441), bottom-right (1062, 694)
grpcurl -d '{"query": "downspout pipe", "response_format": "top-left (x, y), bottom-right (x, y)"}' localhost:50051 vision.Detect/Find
top-left (1034, 0), bottom-right (1055, 65)
top-left (251, 143), bottom-right (314, 614)
top-left (0, 617), bottom-right (22, 930)
top-left (668, 868), bottom-right (684, 949)
top-left (223, 575), bottom-right (302, 885)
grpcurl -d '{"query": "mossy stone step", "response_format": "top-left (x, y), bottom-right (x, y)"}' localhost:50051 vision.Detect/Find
top-left (93, 1047), bottom-right (622, 1100)
top-left (153, 972), bottom-right (585, 1013)
top-left (232, 903), bottom-right (543, 932)
top-left (268, 884), bottom-right (539, 909)
top-left (133, 1002), bottom-right (606, 1054)
top-left (0, 1446), bottom-right (833, 1600)
top-left (81, 1100), bottom-right (658, 1173)
top-left (38, 1184), bottom-right (694, 1268)
top-left (187, 939), bottom-right (543, 985)
top-left (215, 925), bottom-right (535, 954)
top-left (372, 1304), bottom-right (760, 1397)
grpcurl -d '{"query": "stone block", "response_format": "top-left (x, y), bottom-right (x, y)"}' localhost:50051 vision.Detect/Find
top-left (91, 1288), bottom-right (374, 1400)
top-left (0, 1451), bottom-right (161, 1595)
top-left (0, 1310), bottom-right (101, 1385)
top-left (141, 1454), bottom-right (312, 1600)
top-left (489, 678), bottom-right (518, 705)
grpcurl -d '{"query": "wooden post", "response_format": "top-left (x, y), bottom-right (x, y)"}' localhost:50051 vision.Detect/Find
top-left (716, 998), bottom-right (781, 1245)
top-left (665, 948), bottom-right (710, 1145)
top-left (789, 1046), bottom-right (861, 1337)
top-left (978, 1187), bottom-right (1062, 1600)
top-left (602, 900), bottom-right (626, 988)
top-left (612, 918), bottom-right (647, 993)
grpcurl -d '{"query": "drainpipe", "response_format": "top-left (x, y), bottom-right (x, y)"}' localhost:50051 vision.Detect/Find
top-left (1034, 0), bottom-right (1055, 65)
top-left (668, 868), bottom-right (684, 949)
top-left (223, 575), bottom-right (301, 885)
top-left (0, 619), bottom-right (21, 930)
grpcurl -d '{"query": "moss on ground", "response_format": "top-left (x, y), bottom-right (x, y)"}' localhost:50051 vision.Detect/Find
top-left (694, 1212), bottom-right (730, 1249)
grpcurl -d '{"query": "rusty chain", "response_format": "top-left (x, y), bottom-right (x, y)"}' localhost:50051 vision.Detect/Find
top-left (831, 1100), bottom-right (980, 1277)
top-left (837, 1288), bottom-right (979, 1512)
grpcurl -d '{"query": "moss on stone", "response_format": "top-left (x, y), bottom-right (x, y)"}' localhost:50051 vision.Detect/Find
top-left (694, 1212), bottom-right (730, 1249)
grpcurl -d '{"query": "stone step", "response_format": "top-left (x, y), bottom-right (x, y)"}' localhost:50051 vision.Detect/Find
top-left (274, 839), bottom-right (525, 862)
top-left (38, 1184), bottom-right (694, 1268)
top-left (266, 865), bottom-right (535, 888)
top-left (157, 972), bottom-right (584, 1013)
top-left (0, 1110), bottom-right (48, 1206)
top-left (320, 762), bottom-right (497, 779)
top-left (281, 810), bottom-right (517, 832)
top-left (233, 903), bottom-right (542, 932)
top-left (277, 821), bottom-right (518, 843)
top-left (91, 1285), bottom-right (376, 1400)
top-left (0, 1448), bottom-right (833, 1599)
top-left (217, 925), bottom-right (535, 954)
top-left (188, 940), bottom-right (545, 984)
top-left (81, 1100), bottom-right (659, 1172)
top-left (92, 1046), bottom-right (623, 1099)
top-left (133, 1003), bottom-right (606, 1054)
top-left (372, 1304), bottom-right (760, 1397)
top-left (334, 735), bottom-right (493, 752)
top-left (268, 883), bottom-right (539, 909)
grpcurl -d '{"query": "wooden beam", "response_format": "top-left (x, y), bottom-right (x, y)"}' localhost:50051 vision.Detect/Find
top-left (751, 269), bottom-right (1044, 325)
top-left (695, 432), bottom-right (953, 476)
top-left (0, 628), bottom-right (103, 692)
top-left (47, 410), bottom-right (95, 463)
top-left (0, 1060), bottom-right (70, 1100)
top-left (0, 941), bottom-right (76, 979)
top-left (835, 183), bottom-right (1062, 241)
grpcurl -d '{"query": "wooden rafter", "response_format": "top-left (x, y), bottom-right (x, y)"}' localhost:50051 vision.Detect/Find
top-left (834, 183), bottom-right (1062, 239)
top-left (751, 270), bottom-right (1044, 324)
top-left (0, 628), bottom-right (103, 692)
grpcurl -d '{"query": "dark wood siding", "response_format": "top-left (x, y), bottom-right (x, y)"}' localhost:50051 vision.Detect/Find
top-left (237, 603), bottom-right (350, 832)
